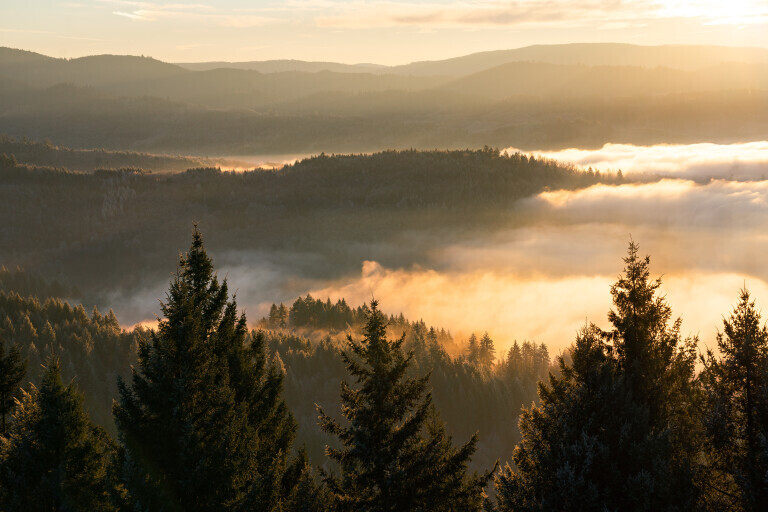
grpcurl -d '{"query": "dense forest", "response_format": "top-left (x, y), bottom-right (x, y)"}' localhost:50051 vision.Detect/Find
top-left (2, 228), bottom-right (768, 511)
top-left (2, 40), bottom-right (767, 508)
top-left (0, 147), bottom-right (619, 306)
top-left (2, 44), bottom-right (767, 155)
top-left (0, 134), bottom-right (234, 173)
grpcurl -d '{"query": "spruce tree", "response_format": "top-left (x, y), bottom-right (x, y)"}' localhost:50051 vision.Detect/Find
top-left (701, 288), bottom-right (768, 510)
top-left (318, 300), bottom-right (493, 512)
top-left (113, 226), bottom-right (299, 511)
top-left (0, 335), bottom-right (26, 434)
top-left (496, 325), bottom-right (647, 511)
top-left (495, 241), bottom-right (699, 511)
top-left (283, 450), bottom-right (334, 512)
top-left (479, 332), bottom-right (496, 368)
top-left (0, 357), bottom-right (122, 511)
top-left (467, 333), bottom-right (479, 365)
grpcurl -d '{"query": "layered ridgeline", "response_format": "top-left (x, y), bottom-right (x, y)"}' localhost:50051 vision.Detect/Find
top-left (1, 44), bottom-right (767, 154)
top-left (0, 134), bottom-right (239, 173)
top-left (0, 148), bottom-right (618, 303)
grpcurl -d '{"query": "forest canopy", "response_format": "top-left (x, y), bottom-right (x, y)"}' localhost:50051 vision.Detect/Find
top-left (2, 229), bottom-right (767, 510)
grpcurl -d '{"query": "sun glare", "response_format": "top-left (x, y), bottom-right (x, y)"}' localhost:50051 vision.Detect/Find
top-left (660, 0), bottom-right (768, 24)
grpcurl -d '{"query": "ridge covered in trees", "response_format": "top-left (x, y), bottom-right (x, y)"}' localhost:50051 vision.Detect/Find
top-left (2, 229), bottom-right (768, 510)
top-left (0, 134), bottom-right (226, 173)
top-left (3, 45), bottom-right (768, 155)
top-left (0, 147), bottom-right (617, 303)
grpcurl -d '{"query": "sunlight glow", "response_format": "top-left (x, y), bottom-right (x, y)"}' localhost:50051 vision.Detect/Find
top-left (505, 141), bottom-right (768, 180)
top-left (659, 0), bottom-right (768, 25)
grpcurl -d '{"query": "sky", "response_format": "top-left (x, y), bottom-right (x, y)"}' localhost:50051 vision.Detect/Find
top-left (1, 1), bottom-right (768, 64)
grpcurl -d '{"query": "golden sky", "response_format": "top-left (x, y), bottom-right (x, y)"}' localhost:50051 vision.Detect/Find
top-left (2, 1), bottom-right (767, 63)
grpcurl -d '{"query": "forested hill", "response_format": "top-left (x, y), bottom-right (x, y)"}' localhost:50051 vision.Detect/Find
top-left (3, 45), bottom-right (768, 154)
top-left (0, 267), bottom-right (550, 475)
top-left (0, 148), bottom-right (617, 300)
top-left (0, 134), bottom-right (231, 172)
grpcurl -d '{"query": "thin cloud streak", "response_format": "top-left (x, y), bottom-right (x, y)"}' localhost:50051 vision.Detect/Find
top-left (104, 0), bottom-right (277, 27)
top-left (310, 0), bottom-right (768, 30)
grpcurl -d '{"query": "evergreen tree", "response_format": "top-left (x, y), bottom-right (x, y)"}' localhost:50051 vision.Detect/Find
top-left (0, 335), bottom-right (26, 434)
top-left (496, 325), bottom-right (649, 511)
top-left (269, 303), bottom-right (280, 328)
top-left (701, 288), bottom-right (768, 510)
top-left (505, 341), bottom-right (522, 379)
top-left (479, 332), bottom-right (496, 368)
top-left (283, 450), bottom-right (334, 512)
top-left (113, 226), bottom-right (299, 511)
top-left (467, 333), bottom-right (479, 365)
top-left (495, 241), bottom-right (699, 511)
top-left (318, 300), bottom-right (493, 512)
top-left (0, 357), bottom-right (122, 511)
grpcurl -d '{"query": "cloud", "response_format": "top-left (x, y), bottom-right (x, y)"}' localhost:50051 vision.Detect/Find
top-left (314, 0), bottom-right (655, 29)
top-left (104, 1), bottom-right (277, 27)
top-left (113, 10), bottom-right (154, 20)
top-left (527, 179), bottom-right (768, 231)
top-left (506, 142), bottom-right (768, 181)
top-left (306, 261), bottom-right (768, 355)
top-left (107, 140), bottom-right (768, 358)
top-left (658, 0), bottom-right (768, 26)
top-left (308, 0), bottom-right (768, 30)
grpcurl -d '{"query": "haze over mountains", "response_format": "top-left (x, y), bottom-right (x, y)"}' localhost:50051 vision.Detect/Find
top-left (2, 43), bottom-right (768, 156)
top-left (177, 43), bottom-right (768, 75)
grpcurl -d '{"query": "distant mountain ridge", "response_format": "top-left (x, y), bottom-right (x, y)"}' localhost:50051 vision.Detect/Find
top-left (174, 43), bottom-right (768, 76)
top-left (177, 59), bottom-right (386, 74)
top-left (1, 43), bottom-right (768, 155)
top-left (0, 47), bottom-right (187, 88)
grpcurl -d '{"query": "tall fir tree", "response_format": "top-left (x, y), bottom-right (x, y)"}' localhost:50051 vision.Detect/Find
top-left (0, 357), bottom-right (122, 511)
top-left (467, 333), bottom-right (479, 365)
top-left (113, 226), bottom-right (299, 511)
top-left (495, 241), bottom-right (699, 511)
top-left (496, 325), bottom-right (649, 510)
top-left (0, 335), bottom-right (26, 435)
top-left (479, 332), bottom-right (496, 369)
top-left (318, 300), bottom-right (493, 512)
top-left (701, 288), bottom-right (768, 511)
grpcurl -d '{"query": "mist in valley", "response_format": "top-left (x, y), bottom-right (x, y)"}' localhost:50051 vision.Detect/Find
top-left (3, 15), bottom-right (768, 505)
top-left (82, 141), bottom-right (768, 358)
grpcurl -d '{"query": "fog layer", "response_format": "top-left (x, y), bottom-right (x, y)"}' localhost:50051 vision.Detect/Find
top-left (99, 142), bottom-right (768, 356)
top-left (299, 142), bottom-right (768, 354)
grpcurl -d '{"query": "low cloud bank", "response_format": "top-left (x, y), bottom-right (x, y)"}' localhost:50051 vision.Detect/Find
top-left (113, 142), bottom-right (768, 356)
top-left (307, 261), bottom-right (768, 355)
top-left (505, 141), bottom-right (768, 181)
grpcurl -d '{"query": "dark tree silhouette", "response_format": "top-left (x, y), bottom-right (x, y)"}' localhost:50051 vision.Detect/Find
top-left (0, 357), bottom-right (122, 511)
top-left (113, 226), bottom-right (300, 511)
top-left (496, 241), bottom-right (699, 511)
top-left (318, 300), bottom-right (493, 511)
top-left (0, 335), bottom-right (26, 434)
top-left (701, 288), bottom-right (768, 510)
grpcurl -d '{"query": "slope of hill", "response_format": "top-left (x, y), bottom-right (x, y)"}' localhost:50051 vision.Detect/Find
top-left (2, 44), bottom-right (768, 155)
top-left (0, 48), bottom-right (188, 88)
top-left (441, 61), bottom-right (768, 101)
top-left (0, 135), bottom-right (229, 172)
top-left (177, 59), bottom-right (386, 74)
top-left (388, 43), bottom-right (768, 76)
top-left (100, 68), bottom-right (446, 109)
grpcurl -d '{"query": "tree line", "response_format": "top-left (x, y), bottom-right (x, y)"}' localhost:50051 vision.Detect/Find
top-left (2, 230), bottom-right (768, 510)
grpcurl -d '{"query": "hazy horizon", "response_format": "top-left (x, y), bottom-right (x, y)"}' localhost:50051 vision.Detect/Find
top-left (2, 1), bottom-right (767, 65)
top-left (4, 41), bottom-right (768, 67)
